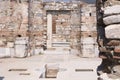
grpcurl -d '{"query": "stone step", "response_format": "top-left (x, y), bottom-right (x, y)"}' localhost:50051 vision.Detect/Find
top-left (52, 42), bottom-right (70, 47)
top-left (44, 47), bottom-right (70, 54)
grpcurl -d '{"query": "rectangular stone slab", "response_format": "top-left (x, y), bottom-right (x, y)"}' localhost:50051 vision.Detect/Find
top-left (104, 5), bottom-right (120, 16)
top-left (105, 24), bottom-right (120, 38)
top-left (103, 14), bottom-right (120, 25)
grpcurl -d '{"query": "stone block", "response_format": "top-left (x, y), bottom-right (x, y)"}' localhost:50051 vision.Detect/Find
top-left (104, 5), bottom-right (120, 16)
top-left (7, 42), bottom-right (14, 48)
top-left (105, 24), bottom-right (120, 38)
top-left (82, 44), bottom-right (95, 58)
top-left (114, 46), bottom-right (120, 53)
top-left (14, 44), bottom-right (26, 58)
top-left (103, 15), bottom-right (120, 25)
top-left (0, 48), bottom-right (11, 58)
top-left (81, 23), bottom-right (96, 31)
top-left (45, 64), bottom-right (59, 78)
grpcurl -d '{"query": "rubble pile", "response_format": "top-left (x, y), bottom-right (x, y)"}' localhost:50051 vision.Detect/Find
top-left (96, 0), bottom-right (120, 79)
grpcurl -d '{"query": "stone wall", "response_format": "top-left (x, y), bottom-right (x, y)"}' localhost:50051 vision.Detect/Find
top-left (80, 4), bottom-right (98, 57)
top-left (0, 0), bottom-right (97, 58)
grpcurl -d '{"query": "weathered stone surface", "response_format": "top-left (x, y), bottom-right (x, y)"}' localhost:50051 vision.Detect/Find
top-left (0, 48), bottom-right (11, 58)
top-left (104, 5), bottom-right (120, 16)
top-left (105, 24), bottom-right (120, 38)
top-left (103, 15), bottom-right (120, 25)
top-left (0, 1), bottom-right (97, 57)
top-left (12, 3), bottom-right (28, 18)
top-left (107, 40), bottom-right (120, 46)
top-left (114, 46), bottom-right (120, 53)
top-left (45, 64), bottom-right (59, 78)
top-left (81, 16), bottom-right (96, 24)
top-left (81, 23), bottom-right (96, 31)
top-left (104, 0), bottom-right (120, 7)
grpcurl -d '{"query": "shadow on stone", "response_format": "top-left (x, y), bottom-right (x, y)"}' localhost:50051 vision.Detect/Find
top-left (0, 77), bottom-right (4, 80)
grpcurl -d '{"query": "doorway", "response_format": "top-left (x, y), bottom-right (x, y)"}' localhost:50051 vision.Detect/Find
top-left (47, 10), bottom-right (71, 48)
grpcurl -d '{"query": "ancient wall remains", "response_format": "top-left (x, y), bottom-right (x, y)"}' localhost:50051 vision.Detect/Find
top-left (0, 0), bottom-right (97, 58)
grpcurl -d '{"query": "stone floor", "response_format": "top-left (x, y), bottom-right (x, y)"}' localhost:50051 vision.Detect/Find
top-left (0, 54), bottom-right (101, 80)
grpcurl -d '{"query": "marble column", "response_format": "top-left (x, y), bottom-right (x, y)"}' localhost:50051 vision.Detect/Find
top-left (47, 14), bottom-right (52, 48)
